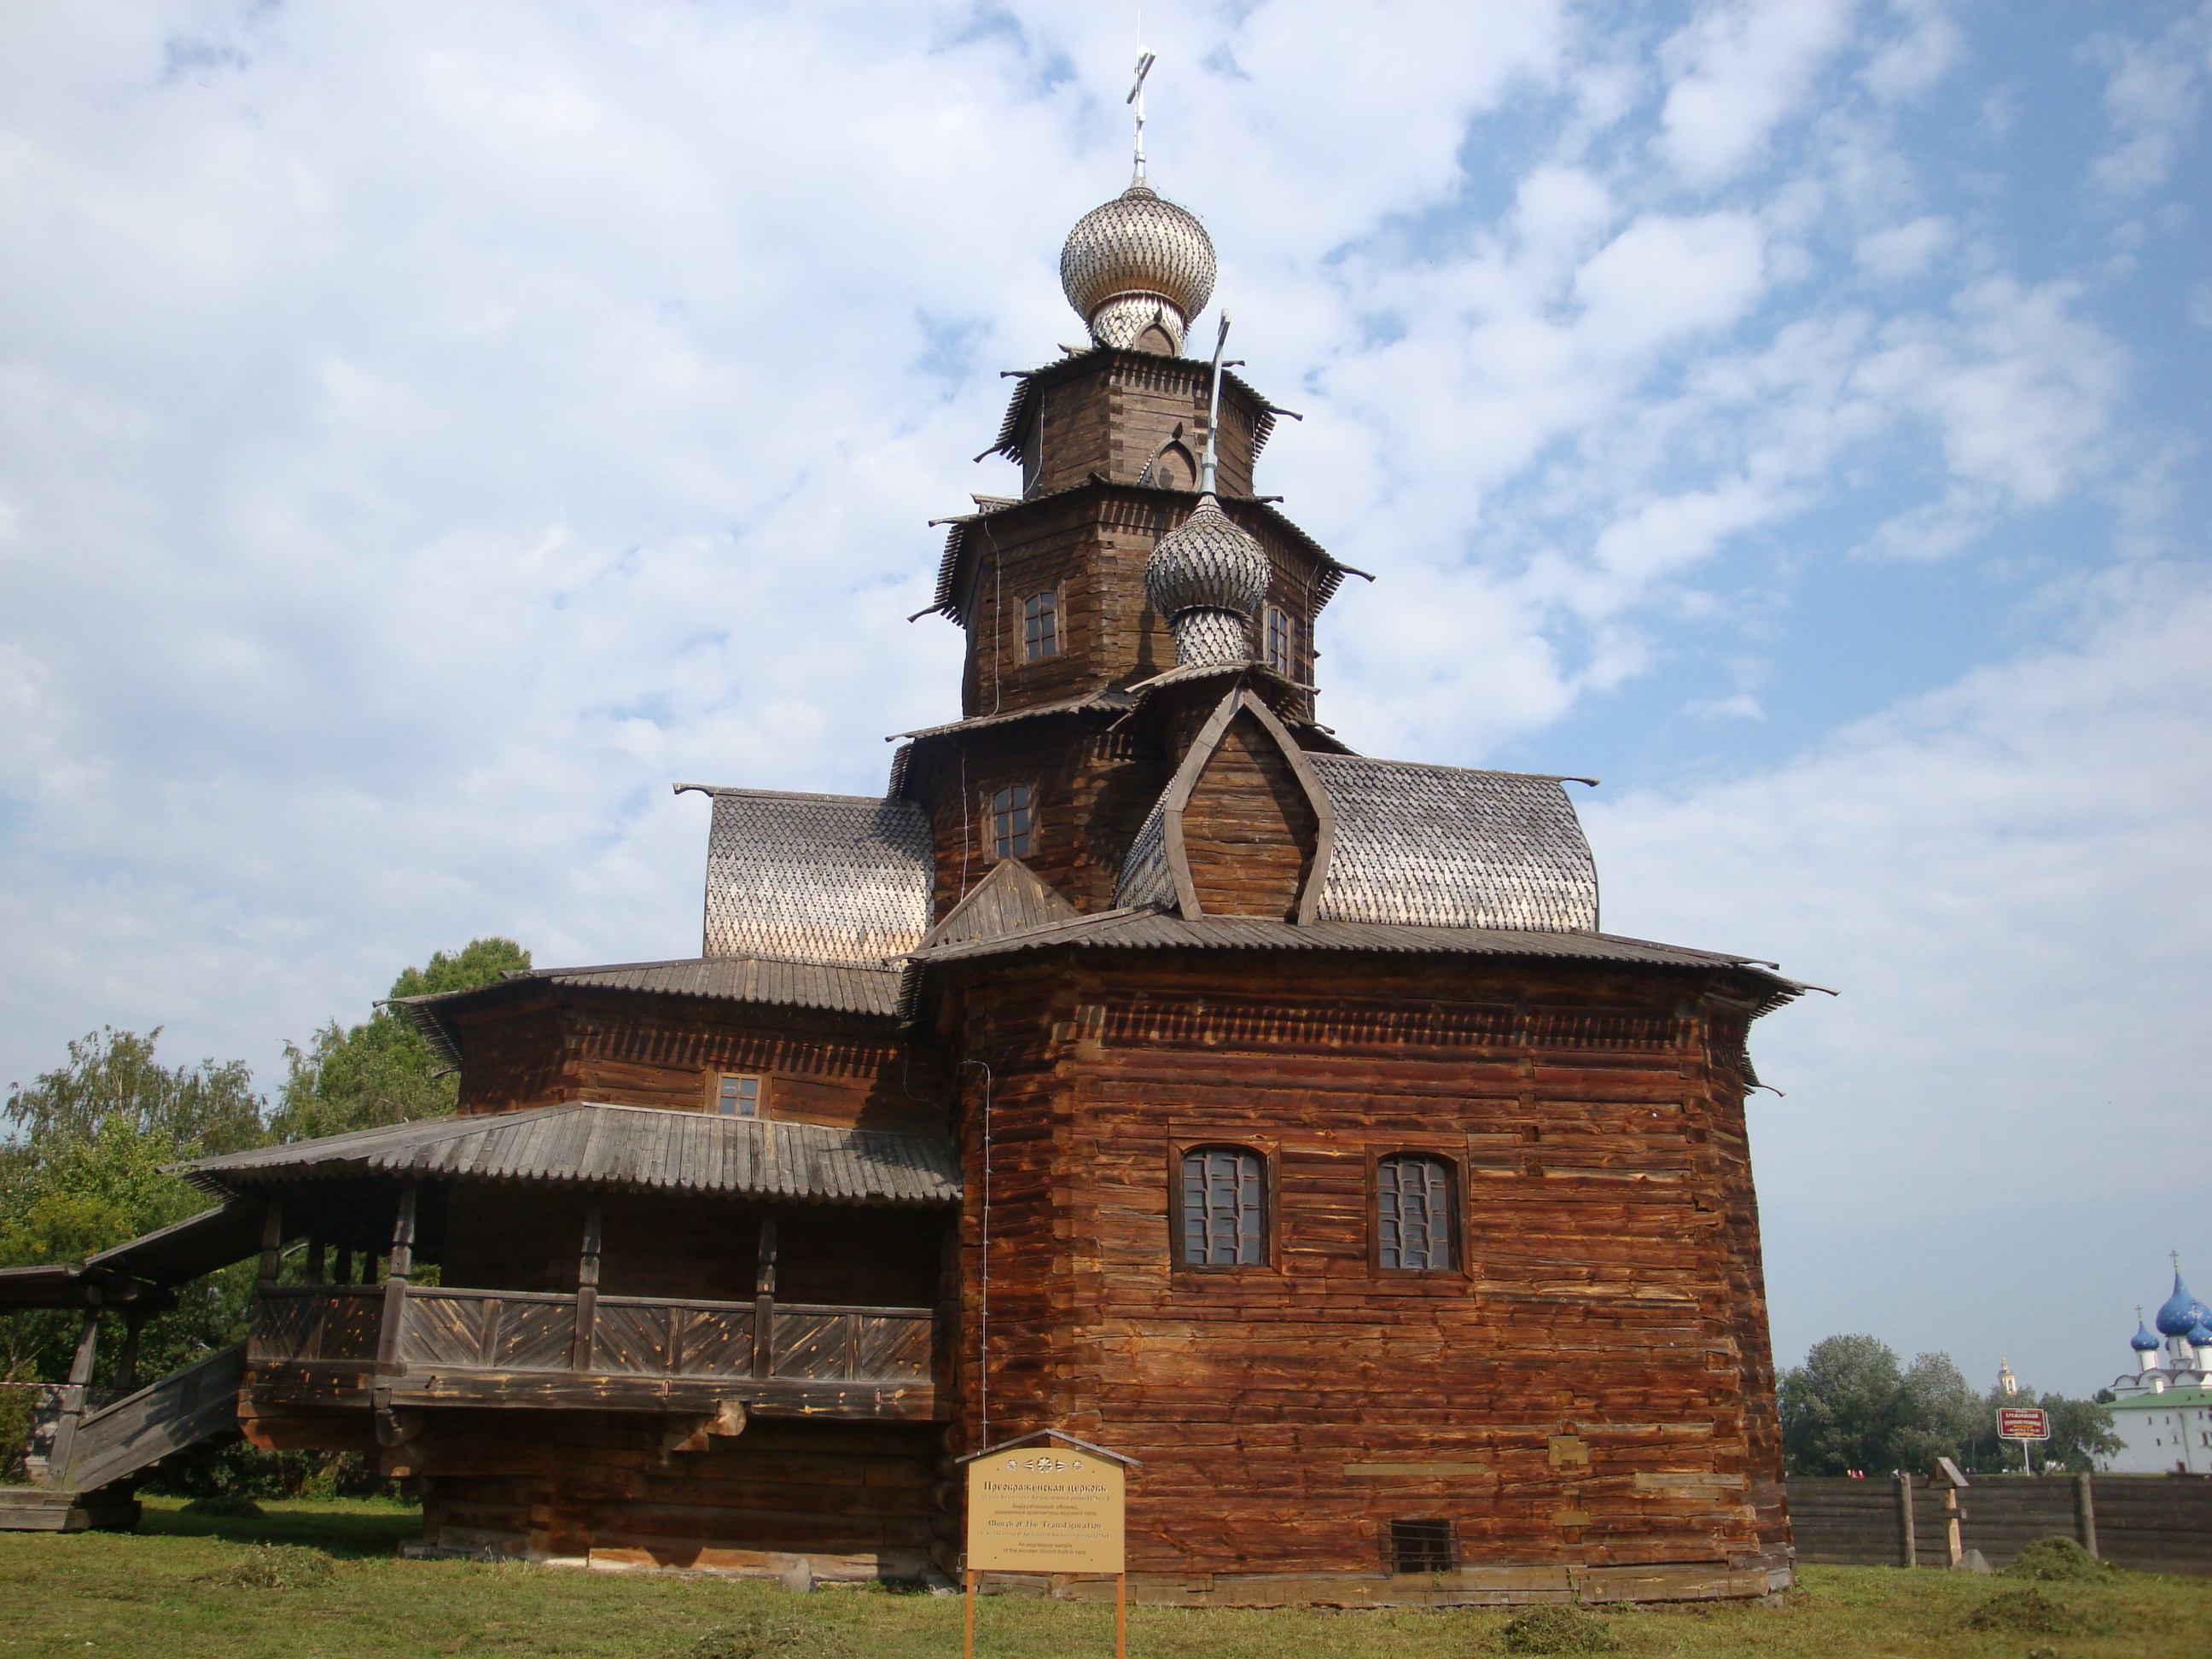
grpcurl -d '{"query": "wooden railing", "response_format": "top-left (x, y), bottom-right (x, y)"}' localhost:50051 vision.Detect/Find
top-left (249, 1284), bottom-right (934, 1387)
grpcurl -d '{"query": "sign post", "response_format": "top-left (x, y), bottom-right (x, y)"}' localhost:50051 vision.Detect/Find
top-left (1998, 1406), bottom-right (2052, 1476)
top-left (958, 1430), bottom-right (1139, 1659)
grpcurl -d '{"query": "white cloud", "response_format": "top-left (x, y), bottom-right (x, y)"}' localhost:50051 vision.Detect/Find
top-left (1854, 213), bottom-right (1953, 279)
top-left (2088, 8), bottom-right (2209, 196)
top-left (1658, 0), bottom-right (1859, 187)
top-left (1573, 212), bottom-right (1769, 352)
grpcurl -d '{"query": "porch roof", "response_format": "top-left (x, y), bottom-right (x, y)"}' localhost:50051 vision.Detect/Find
top-left (171, 1102), bottom-right (961, 1208)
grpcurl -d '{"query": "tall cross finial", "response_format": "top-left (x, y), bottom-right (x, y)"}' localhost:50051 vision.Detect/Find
top-left (1127, 26), bottom-right (1156, 184)
top-left (1200, 312), bottom-right (1231, 497)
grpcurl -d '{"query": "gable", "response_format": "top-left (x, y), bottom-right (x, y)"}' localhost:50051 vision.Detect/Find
top-left (1181, 710), bottom-right (1319, 921)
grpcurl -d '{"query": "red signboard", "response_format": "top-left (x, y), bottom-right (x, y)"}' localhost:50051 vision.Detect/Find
top-left (1998, 1407), bottom-right (2052, 1441)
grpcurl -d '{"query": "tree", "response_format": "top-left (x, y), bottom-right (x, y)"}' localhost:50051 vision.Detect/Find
top-left (270, 937), bottom-right (528, 1141)
top-left (3, 1027), bottom-right (263, 1157)
top-left (1781, 1334), bottom-right (1906, 1474)
top-left (1893, 1351), bottom-right (1982, 1472)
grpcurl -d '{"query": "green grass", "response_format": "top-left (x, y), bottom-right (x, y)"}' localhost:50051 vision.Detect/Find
top-left (0, 1497), bottom-right (2203, 1658)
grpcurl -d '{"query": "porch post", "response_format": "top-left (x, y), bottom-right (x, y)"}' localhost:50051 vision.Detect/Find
top-left (568, 1196), bottom-right (602, 1372)
top-left (44, 1300), bottom-right (105, 1488)
top-left (374, 1180), bottom-right (419, 1377)
top-left (256, 1196), bottom-right (284, 1287)
top-left (751, 1212), bottom-right (778, 1381)
top-left (306, 1234), bottom-right (325, 1285)
top-left (114, 1305), bottom-right (149, 1396)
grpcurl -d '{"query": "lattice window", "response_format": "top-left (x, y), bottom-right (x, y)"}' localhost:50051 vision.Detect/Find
top-left (990, 783), bottom-right (1033, 860)
top-left (715, 1074), bottom-right (762, 1118)
top-left (1179, 1147), bottom-right (1266, 1266)
top-left (1387, 1517), bottom-right (1454, 1574)
top-left (1265, 606), bottom-right (1295, 675)
top-left (1022, 590), bottom-right (1060, 661)
top-left (1377, 1155), bottom-right (1456, 1271)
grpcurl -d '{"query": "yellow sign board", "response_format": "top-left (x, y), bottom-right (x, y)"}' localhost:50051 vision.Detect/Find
top-left (965, 1443), bottom-right (1126, 1574)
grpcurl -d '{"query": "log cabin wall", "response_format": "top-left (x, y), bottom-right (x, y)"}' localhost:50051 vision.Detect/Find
top-left (437, 1185), bottom-right (942, 1309)
top-left (940, 952), bottom-right (1790, 1590)
top-left (414, 1413), bottom-right (940, 1579)
top-left (1021, 353), bottom-right (1263, 502)
top-left (905, 722), bottom-right (1168, 919)
top-left (954, 491), bottom-right (1331, 722)
top-left (451, 990), bottom-right (946, 1134)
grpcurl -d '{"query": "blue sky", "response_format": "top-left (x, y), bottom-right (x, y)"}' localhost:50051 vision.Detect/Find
top-left (2, 0), bottom-right (2207, 1400)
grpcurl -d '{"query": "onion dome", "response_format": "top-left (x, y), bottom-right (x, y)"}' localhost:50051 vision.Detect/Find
top-left (2157, 1270), bottom-right (2210, 1336)
top-left (1145, 494), bottom-right (1269, 667)
top-left (2133, 1313), bottom-right (2163, 1353)
top-left (1061, 180), bottom-right (1216, 354)
top-left (2192, 1321), bottom-right (2212, 1349)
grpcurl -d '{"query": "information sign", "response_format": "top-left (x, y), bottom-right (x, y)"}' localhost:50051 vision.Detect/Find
top-left (965, 1443), bottom-right (1126, 1573)
top-left (1998, 1407), bottom-right (2052, 1441)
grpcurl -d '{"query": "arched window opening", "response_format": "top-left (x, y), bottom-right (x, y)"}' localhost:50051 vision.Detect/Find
top-left (1377, 1155), bottom-right (1456, 1272)
top-left (1179, 1146), bottom-right (1266, 1266)
top-left (1022, 589), bottom-right (1060, 660)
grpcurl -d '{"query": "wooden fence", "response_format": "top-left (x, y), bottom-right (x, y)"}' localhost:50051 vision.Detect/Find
top-left (1789, 1475), bottom-right (2212, 1576)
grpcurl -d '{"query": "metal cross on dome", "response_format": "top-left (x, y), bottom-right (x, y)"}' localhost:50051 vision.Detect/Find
top-left (1128, 33), bottom-right (1157, 183)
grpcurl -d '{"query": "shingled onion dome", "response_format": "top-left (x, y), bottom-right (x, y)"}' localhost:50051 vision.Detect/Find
top-left (1061, 178), bottom-right (1217, 354)
top-left (1146, 495), bottom-right (1268, 666)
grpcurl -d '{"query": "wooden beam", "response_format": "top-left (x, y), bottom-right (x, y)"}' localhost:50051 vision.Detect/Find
top-left (114, 1307), bottom-right (148, 1397)
top-left (568, 1196), bottom-right (602, 1373)
top-left (752, 1211), bottom-right (778, 1382)
top-left (373, 1180), bottom-right (418, 1378)
top-left (44, 1306), bottom-right (105, 1486)
top-left (257, 1196), bottom-right (284, 1287)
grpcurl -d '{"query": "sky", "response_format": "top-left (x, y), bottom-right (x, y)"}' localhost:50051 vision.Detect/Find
top-left (1, 0), bottom-right (2207, 1399)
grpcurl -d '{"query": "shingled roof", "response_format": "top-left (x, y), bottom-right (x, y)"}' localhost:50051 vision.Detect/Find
top-left (174, 1102), bottom-right (960, 1207)
top-left (678, 785), bottom-right (934, 963)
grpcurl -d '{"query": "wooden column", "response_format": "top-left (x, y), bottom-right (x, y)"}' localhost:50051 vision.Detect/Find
top-left (374, 1181), bottom-right (419, 1377)
top-left (44, 1301), bottom-right (105, 1488)
top-left (256, 1197), bottom-right (284, 1286)
top-left (333, 1244), bottom-right (353, 1286)
top-left (1894, 1471), bottom-right (1916, 1569)
top-left (2075, 1471), bottom-right (2098, 1559)
top-left (751, 1212), bottom-right (778, 1381)
top-left (306, 1235), bottom-right (325, 1285)
top-left (568, 1196), bottom-right (602, 1373)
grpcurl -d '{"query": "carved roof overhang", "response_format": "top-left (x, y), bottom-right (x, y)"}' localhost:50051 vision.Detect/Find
top-left (918, 481), bottom-right (1366, 627)
top-left (172, 1101), bottom-right (962, 1207)
top-left (979, 346), bottom-right (1289, 474)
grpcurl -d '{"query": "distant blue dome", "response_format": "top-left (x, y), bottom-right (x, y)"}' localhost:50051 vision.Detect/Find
top-left (2155, 1271), bottom-right (2210, 1336)
top-left (2191, 1322), bottom-right (2212, 1348)
top-left (2132, 1318), bottom-right (2163, 1352)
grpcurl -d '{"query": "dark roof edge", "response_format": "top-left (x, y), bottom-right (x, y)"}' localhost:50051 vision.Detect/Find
top-left (674, 783), bottom-right (889, 806)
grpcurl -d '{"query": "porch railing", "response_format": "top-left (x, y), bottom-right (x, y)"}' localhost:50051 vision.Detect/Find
top-left (248, 1284), bottom-right (934, 1386)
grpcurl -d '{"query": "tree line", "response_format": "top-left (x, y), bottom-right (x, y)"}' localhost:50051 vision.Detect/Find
top-left (1780, 1332), bottom-right (2120, 1476)
top-left (0, 938), bottom-right (527, 1487)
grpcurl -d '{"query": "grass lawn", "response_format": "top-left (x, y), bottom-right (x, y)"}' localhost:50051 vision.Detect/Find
top-left (0, 1497), bottom-right (2203, 1658)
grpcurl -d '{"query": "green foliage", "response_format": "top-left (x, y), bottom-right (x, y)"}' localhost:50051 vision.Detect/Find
top-left (195, 1542), bottom-right (335, 1589)
top-left (1780, 1335), bottom-right (2117, 1476)
top-left (1494, 1604), bottom-right (1621, 1653)
top-left (2, 1027), bottom-right (264, 1155)
top-left (182, 1495), bottom-right (265, 1518)
top-left (146, 1441), bottom-right (382, 1502)
top-left (2002, 1536), bottom-right (2116, 1582)
top-left (269, 937), bottom-right (528, 1142)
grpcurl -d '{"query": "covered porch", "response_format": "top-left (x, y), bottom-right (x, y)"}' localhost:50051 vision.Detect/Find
top-left (179, 1101), bottom-right (961, 1432)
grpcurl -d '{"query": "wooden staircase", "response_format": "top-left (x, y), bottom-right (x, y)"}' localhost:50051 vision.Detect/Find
top-left (0, 1341), bottom-right (245, 1531)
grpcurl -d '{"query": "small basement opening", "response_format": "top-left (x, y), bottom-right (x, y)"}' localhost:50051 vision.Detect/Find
top-left (1387, 1517), bottom-right (1454, 1575)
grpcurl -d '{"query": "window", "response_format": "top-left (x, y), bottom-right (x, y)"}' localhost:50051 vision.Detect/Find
top-left (1377, 1155), bottom-right (1456, 1271)
top-left (1265, 606), bottom-right (1295, 675)
top-left (989, 783), bottom-right (1033, 860)
top-left (1022, 590), bottom-right (1060, 661)
top-left (1388, 1518), bottom-right (1454, 1575)
top-left (714, 1074), bottom-right (762, 1118)
top-left (1179, 1147), bottom-right (1266, 1266)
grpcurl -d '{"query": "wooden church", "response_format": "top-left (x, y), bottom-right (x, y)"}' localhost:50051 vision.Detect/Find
top-left (9, 135), bottom-right (1812, 1606)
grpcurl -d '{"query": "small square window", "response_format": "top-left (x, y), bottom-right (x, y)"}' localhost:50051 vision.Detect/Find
top-left (1388, 1518), bottom-right (1454, 1575)
top-left (990, 783), bottom-right (1033, 860)
top-left (1022, 591), bottom-right (1060, 661)
top-left (715, 1074), bottom-right (761, 1117)
top-left (1264, 607), bottom-right (1295, 675)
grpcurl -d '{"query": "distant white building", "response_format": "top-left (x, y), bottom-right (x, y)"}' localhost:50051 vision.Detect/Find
top-left (2104, 1262), bottom-right (2212, 1475)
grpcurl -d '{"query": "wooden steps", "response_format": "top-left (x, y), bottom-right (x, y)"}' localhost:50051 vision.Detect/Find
top-left (0, 1485), bottom-right (139, 1533)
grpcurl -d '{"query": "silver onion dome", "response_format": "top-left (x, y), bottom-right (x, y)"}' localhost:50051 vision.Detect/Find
top-left (1146, 495), bottom-right (1270, 667)
top-left (1061, 181), bottom-right (1217, 354)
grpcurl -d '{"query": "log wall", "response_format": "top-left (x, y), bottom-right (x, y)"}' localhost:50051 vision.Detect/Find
top-left (452, 991), bottom-right (946, 1134)
top-left (414, 1412), bottom-right (940, 1580)
top-left (938, 952), bottom-right (1791, 1591)
top-left (1183, 711), bottom-right (1318, 919)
